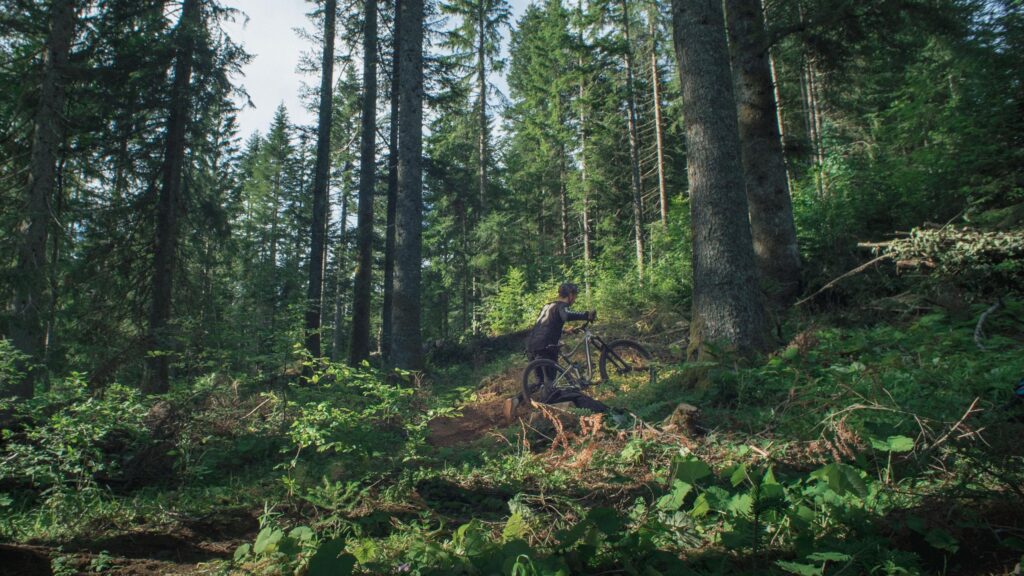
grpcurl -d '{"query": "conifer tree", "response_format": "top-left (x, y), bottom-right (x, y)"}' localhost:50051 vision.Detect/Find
top-left (9, 0), bottom-right (76, 398)
top-left (391, 0), bottom-right (425, 370)
top-left (726, 0), bottom-right (802, 308)
top-left (304, 0), bottom-right (338, 360)
top-left (671, 0), bottom-right (770, 357)
top-left (349, 0), bottom-right (379, 365)
top-left (146, 0), bottom-right (202, 394)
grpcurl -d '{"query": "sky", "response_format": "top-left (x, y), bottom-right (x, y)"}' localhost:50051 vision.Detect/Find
top-left (223, 0), bottom-right (532, 139)
top-left (222, 1), bottom-right (317, 136)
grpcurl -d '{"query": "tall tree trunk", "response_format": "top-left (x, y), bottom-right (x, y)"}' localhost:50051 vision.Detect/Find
top-left (381, 0), bottom-right (401, 362)
top-left (766, 35), bottom-right (793, 191)
top-left (620, 0), bottom-right (645, 281)
top-left (350, 0), bottom-right (378, 365)
top-left (577, 0), bottom-right (591, 294)
top-left (390, 0), bottom-right (424, 370)
top-left (304, 0), bottom-right (338, 359)
top-left (807, 58), bottom-right (826, 196)
top-left (332, 185), bottom-right (351, 360)
top-left (477, 3), bottom-right (489, 215)
top-left (267, 171), bottom-right (281, 338)
top-left (671, 0), bottom-right (770, 358)
top-left (650, 25), bottom-right (669, 229)
top-left (560, 144), bottom-right (570, 260)
top-left (725, 0), bottom-right (802, 308)
top-left (146, 0), bottom-right (199, 394)
top-left (10, 0), bottom-right (75, 399)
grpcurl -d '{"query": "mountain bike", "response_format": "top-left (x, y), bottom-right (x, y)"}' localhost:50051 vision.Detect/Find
top-left (520, 320), bottom-right (653, 405)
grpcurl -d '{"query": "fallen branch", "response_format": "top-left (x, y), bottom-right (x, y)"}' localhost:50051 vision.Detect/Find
top-left (795, 254), bottom-right (892, 307)
top-left (241, 396), bottom-right (274, 420)
top-left (974, 299), bottom-right (1004, 350)
top-left (926, 397), bottom-right (983, 453)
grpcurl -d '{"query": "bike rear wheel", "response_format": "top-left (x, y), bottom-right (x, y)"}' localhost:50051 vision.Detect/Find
top-left (521, 359), bottom-right (580, 405)
top-left (599, 339), bottom-right (653, 385)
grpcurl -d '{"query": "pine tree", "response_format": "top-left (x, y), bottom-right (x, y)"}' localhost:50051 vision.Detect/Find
top-left (671, 0), bottom-right (770, 357)
top-left (349, 0), bottom-right (379, 365)
top-left (304, 0), bottom-right (338, 360)
top-left (8, 0), bottom-right (76, 398)
top-left (726, 0), bottom-right (802, 308)
top-left (146, 0), bottom-right (202, 394)
top-left (390, 0), bottom-right (425, 370)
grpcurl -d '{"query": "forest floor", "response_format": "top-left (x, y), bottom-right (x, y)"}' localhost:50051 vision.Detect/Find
top-left (2, 303), bottom-right (1024, 575)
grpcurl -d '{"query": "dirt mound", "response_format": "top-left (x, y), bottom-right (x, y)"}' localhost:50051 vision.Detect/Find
top-left (0, 544), bottom-right (52, 576)
top-left (427, 398), bottom-right (510, 447)
top-left (426, 363), bottom-right (527, 447)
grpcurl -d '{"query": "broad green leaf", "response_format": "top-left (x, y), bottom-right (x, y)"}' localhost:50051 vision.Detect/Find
top-left (233, 543), bottom-right (251, 562)
top-left (870, 435), bottom-right (915, 452)
top-left (905, 515), bottom-right (926, 533)
top-left (253, 527), bottom-right (283, 555)
top-left (671, 457), bottom-right (711, 484)
top-left (812, 463), bottom-right (867, 497)
top-left (306, 538), bottom-right (355, 576)
top-left (760, 482), bottom-right (786, 502)
top-left (729, 463), bottom-right (748, 487)
top-left (689, 493), bottom-right (711, 518)
top-left (726, 493), bottom-right (754, 516)
top-left (588, 507), bottom-right (625, 535)
top-left (776, 560), bottom-right (821, 575)
top-left (503, 513), bottom-right (530, 542)
top-left (656, 481), bottom-right (692, 511)
top-left (289, 526), bottom-right (314, 542)
top-left (926, 528), bottom-right (959, 553)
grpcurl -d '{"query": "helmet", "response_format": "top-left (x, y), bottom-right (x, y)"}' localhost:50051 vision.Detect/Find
top-left (558, 282), bottom-right (579, 298)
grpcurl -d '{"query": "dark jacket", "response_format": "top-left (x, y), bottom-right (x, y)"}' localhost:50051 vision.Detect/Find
top-left (526, 301), bottom-right (589, 353)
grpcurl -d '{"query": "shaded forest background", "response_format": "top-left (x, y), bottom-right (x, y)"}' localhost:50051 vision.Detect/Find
top-left (2, 0), bottom-right (1020, 388)
top-left (1, 0), bottom-right (1023, 574)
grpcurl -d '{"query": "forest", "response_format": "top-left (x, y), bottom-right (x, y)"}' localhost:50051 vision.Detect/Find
top-left (1, 0), bottom-right (1023, 574)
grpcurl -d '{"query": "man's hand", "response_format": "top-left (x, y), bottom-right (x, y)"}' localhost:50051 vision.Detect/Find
top-left (587, 310), bottom-right (597, 321)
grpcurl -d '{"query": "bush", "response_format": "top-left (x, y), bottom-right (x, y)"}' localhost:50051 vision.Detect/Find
top-left (0, 374), bottom-right (148, 491)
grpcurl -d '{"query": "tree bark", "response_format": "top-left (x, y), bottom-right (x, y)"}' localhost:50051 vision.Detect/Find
top-left (350, 0), bottom-right (378, 365)
top-left (560, 144), bottom-right (570, 260)
top-left (671, 0), bottom-right (771, 358)
top-left (304, 0), bottom-right (338, 359)
top-left (477, 2), bottom-right (489, 215)
top-left (620, 0), bottom-right (645, 281)
top-left (390, 0), bottom-right (424, 370)
top-left (333, 184), bottom-right (351, 360)
top-left (9, 0), bottom-right (75, 399)
top-left (651, 29), bottom-right (669, 229)
top-left (146, 0), bottom-right (199, 394)
top-left (725, 0), bottom-right (802, 308)
top-left (381, 0), bottom-right (401, 361)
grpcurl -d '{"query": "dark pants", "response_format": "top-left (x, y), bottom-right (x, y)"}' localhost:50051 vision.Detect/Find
top-left (526, 349), bottom-right (609, 413)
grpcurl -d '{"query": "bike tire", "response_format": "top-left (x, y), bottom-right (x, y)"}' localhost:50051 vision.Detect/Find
top-left (520, 358), bottom-right (580, 405)
top-left (599, 339), bottom-right (653, 385)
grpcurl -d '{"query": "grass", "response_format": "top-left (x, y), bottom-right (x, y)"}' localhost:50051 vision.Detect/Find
top-left (2, 301), bottom-right (1023, 574)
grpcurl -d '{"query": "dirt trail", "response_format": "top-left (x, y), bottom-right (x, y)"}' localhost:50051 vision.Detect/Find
top-left (0, 510), bottom-right (258, 575)
top-left (426, 366), bottom-right (521, 447)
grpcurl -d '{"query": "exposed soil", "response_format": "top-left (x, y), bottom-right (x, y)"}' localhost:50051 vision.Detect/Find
top-left (2, 509), bottom-right (258, 575)
top-left (426, 365), bottom-right (523, 447)
top-left (426, 397), bottom-right (512, 447)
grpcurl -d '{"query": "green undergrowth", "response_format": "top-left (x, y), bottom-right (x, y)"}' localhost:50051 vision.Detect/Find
top-left (2, 303), bottom-right (1023, 575)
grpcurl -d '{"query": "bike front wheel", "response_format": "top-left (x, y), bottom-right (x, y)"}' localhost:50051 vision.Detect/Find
top-left (521, 359), bottom-right (581, 405)
top-left (599, 340), bottom-right (654, 386)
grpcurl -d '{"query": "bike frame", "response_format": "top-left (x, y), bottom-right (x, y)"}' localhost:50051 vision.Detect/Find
top-left (556, 321), bottom-right (610, 386)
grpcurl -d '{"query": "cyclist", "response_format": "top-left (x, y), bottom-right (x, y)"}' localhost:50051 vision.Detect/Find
top-left (504, 283), bottom-right (607, 420)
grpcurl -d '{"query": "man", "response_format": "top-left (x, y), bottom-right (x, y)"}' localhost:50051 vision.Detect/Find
top-left (504, 283), bottom-right (607, 421)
